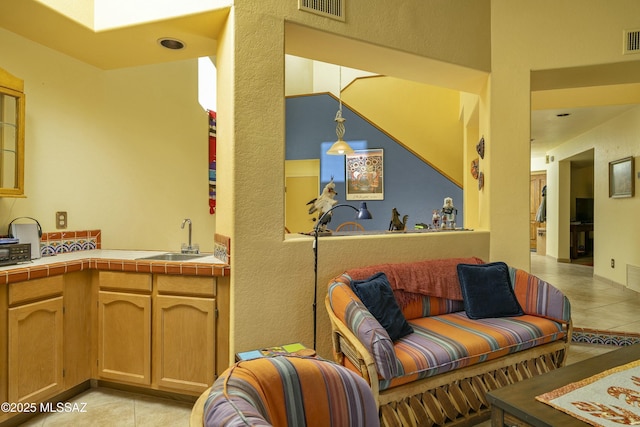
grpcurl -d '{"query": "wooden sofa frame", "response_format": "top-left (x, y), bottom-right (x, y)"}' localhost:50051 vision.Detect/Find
top-left (325, 296), bottom-right (572, 427)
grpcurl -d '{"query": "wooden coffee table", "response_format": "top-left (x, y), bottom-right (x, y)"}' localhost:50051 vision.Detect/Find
top-left (487, 344), bottom-right (640, 427)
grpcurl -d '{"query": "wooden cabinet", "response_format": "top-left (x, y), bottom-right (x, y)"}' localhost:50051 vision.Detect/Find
top-left (96, 273), bottom-right (224, 394)
top-left (154, 275), bottom-right (217, 394)
top-left (154, 294), bottom-right (215, 394)
top-left (97, 272), bottom-right (152, 386)
top-left (0, 267), bottom-right (228, 420)
top-left (7, 276), bottom-right (64, 403)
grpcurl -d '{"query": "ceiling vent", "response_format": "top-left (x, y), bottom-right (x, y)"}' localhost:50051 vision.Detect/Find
top-left (623, 29), bottom-right (640, 54)
top-left (298, 0), bottom-right (345, 22)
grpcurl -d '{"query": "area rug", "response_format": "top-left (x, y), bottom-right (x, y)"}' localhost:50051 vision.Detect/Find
top-left (536, 359), bottom-right (640, 426)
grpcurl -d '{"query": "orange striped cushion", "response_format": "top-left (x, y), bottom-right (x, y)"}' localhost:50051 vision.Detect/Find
top-left (204, 356), bottom-right (379, 426)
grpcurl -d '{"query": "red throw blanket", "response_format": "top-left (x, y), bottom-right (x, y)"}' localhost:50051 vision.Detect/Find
top-left (345, 257), bottom-right (484, 305)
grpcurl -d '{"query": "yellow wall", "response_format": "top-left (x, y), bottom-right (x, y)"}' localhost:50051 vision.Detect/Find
top-left (0, 27), bottom-right (215, 251)
top-left (461, 93), bottom-right (481, 230)
top-left (489, 0), bottom-right (640, 269)
top-left (342, 76), bottom-right (464, 186)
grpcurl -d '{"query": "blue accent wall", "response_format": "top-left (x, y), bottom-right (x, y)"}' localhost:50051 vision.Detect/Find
top-left (286, 94), bottom-right (463, 231)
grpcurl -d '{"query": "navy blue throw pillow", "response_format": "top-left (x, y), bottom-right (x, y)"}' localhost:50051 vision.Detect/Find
top-left (350, 272), bottom-right (414, 341)
top-left (456, 262), bottom-right (524, 320)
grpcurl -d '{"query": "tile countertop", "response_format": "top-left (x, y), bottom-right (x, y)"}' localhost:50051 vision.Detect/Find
top-left (0, 249), bottom-right (229, 284)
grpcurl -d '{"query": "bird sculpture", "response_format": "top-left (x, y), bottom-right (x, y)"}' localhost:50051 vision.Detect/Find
top-left (389, 208), bottom-right (409, 231)
top-left (307, 178), bottom-right (338, 233)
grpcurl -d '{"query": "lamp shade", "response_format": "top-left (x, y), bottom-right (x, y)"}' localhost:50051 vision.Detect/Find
top-left (326, 108), bottom-right (354, 155)
top-left (326, 138), bottom-right (354, 155)
top-left (357, 202), bottom-right (372, 219)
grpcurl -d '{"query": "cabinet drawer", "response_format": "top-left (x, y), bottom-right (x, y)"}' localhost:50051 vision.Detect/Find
top-left (156, 275), bottom-right (215, 297)
top-left (99, 271), bottom-right (151, 293)
top-left (9, 276), bottom-right (64, 306)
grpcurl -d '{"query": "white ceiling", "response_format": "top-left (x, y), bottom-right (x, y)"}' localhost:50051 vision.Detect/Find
top-left (530, 104), bottom-right (638, 160)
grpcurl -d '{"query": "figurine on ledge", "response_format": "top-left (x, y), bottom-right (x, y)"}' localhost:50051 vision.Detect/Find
top-left (389, 208), bottom-right (408, 231)
top-left (431, 209), bottom-right (441, 228)
top-left (441, 197), bottom-right (457, 229)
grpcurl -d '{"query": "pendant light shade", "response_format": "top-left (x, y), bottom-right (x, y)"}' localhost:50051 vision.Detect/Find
top-left (326, 110), bottom-right (354, 155)
top-left (326, 139), bottom-right (354, 155)
top-left (326, 67), bottom-right (354, 156)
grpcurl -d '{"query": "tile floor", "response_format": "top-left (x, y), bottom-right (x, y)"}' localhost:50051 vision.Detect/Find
top-left (17, 387), bottom-right (193, 426)
top-left (16, 254), bottom-right (636, 426)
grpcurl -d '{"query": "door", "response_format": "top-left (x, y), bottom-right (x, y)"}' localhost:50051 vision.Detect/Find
top-left (530, 173), bottom-right (546, 251)
top-left (285, 159), bottom-right (320, 233)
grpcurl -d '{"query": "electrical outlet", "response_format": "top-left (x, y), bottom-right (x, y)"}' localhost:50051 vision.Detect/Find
top-left (56, 211), bottom-right (67, 229)
top-left (611, 258), bottom-right (615, 268)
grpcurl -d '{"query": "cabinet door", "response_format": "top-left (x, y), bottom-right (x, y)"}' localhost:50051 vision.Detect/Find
top-left (8, 297), bottom-right (64, 403)
top-left (154, 295), bottom-right (215, 394)
top-left (98, 291), bottom-right (151, 385)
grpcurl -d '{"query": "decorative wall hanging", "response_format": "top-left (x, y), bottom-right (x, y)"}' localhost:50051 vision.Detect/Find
top-left (609, 156), bottom-right (634, 198)
top-left (478, 171), bottom-right (484, 190)
top-left (476, 136), bottom-right (485, 159)
top-left (471, 158), bottom-right (479, 179)
top-left (208, 110), bottom-right (217, 214)
top-left (346, 149), bottom-right (384, 200)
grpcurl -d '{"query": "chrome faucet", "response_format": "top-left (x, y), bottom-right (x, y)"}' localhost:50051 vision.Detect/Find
top-left (180, 219), bottom-right (199, 254)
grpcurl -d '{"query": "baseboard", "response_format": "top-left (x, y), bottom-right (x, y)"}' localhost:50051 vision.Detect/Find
top-left (593, 274), bottom-right (626, 289)
top-left (94, 380), bottom-right (198, 404)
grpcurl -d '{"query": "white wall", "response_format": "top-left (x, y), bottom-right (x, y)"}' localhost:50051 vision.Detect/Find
top-left (0, 27), bottom-right (215, 252)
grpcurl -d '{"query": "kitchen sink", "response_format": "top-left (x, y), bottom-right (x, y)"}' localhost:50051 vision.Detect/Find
top-left (137, 252), bottom-right (208, 261)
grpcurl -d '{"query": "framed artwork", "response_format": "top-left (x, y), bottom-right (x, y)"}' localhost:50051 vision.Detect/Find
top-left (345, 149), bottom-right (384, 200)
top-left (609, 156), bottom-right (635, 198)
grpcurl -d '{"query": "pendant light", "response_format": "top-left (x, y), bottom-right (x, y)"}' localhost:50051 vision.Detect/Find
top-left (326, 67), bottom-right (354, 155)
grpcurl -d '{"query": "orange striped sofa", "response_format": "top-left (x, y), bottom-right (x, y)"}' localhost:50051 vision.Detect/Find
top-left (325, 258), bottom-right (572, 427)
top-left (201, 355), bottom-right (379, 426)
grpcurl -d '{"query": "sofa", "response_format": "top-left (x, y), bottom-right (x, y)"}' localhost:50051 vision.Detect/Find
top-left (325, 257), bottom-right (572, 427)
top-left (194, 355), bottom-right (380, 426)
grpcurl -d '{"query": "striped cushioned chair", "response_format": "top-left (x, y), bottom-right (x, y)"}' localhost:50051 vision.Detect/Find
top-left (203, 355), bottom-right (379, 427)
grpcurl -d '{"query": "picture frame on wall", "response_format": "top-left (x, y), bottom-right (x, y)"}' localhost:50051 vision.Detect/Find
top-left (345, 149), bottom-right (384, 200)
top-left (609, 156), bottom-right (635, 198)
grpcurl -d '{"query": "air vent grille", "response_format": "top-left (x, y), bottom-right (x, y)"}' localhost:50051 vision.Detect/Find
top-left (299, 0), bottom-right (345, 22)
top-left (624, 29), bottom-right (640, 54)
top-left (628, 264), bottom-right (640, 293)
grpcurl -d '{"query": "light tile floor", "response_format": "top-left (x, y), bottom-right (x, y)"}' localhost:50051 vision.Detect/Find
top-left (17, 254), bottom-right (635, 426)
top-left (17, 387), bottom-right (193, 427)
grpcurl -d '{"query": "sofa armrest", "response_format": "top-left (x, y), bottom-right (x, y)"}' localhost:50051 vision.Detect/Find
top-left (327, 278), bottom-right (398, 380)
top-left (511, 268), bottom-right (571, 324)
top-left (325, 295), bottom-right (381, 402)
